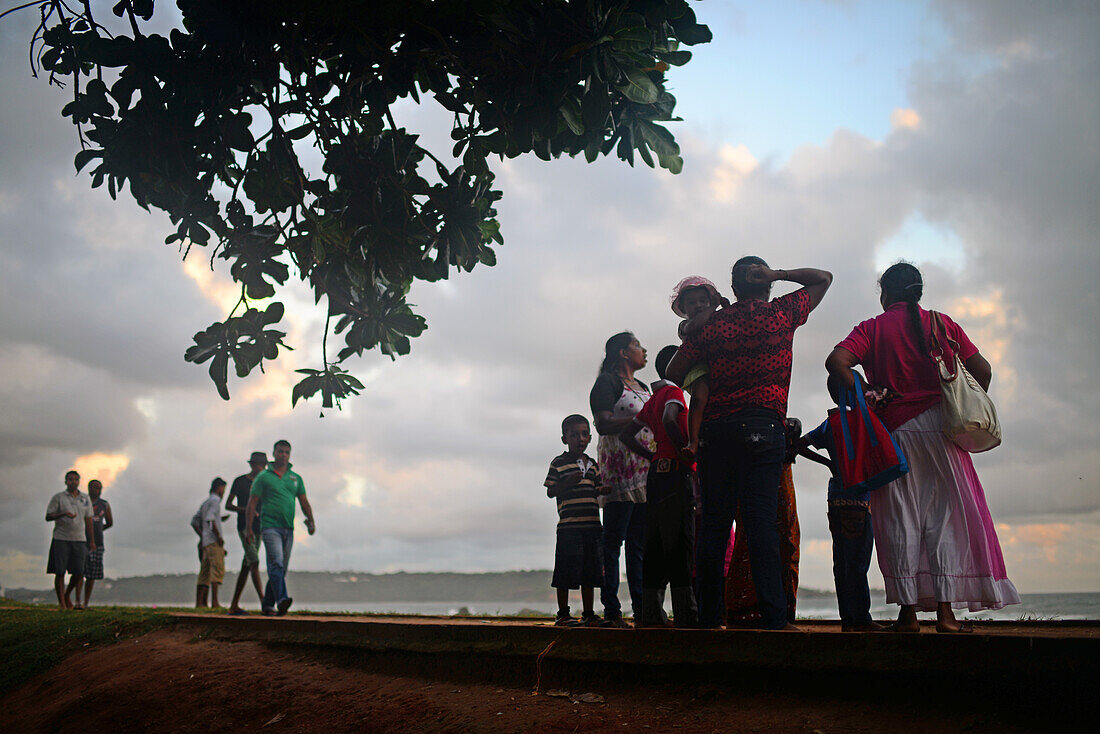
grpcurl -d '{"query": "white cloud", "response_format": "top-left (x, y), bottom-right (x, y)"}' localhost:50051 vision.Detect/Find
top-left (0, 1), bottom-right (1097, 595)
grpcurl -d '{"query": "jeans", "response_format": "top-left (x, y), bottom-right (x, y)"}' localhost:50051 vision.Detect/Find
top-left (642, 460), bottom-right (698, 627)
top-left (601, 500), bottom-right (646, 618)
top-left (828, 504), bottom-right (875, 626)
top-left (697, 409), bottom-right (787, 629)
top-left (261, 527), bottom-right (294, 610)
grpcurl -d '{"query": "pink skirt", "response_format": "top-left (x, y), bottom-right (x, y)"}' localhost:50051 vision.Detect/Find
top-left (870, 406), bottom-right (1020, 612)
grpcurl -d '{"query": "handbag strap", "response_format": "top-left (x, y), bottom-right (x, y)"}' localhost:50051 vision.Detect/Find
top-left (837, 372), bottom-right (877, 456)
top-left (929, 311), bottom-right (961, 378)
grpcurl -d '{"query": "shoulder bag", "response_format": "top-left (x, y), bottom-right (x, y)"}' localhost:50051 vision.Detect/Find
top-left (929, 311), bottom-right (1002, 453)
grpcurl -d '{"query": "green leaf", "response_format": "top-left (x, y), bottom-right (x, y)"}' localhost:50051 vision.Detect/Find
top-left (618, 69), bottom-right (659, 104)
top-left (560, 98), bottom-right (585, 136)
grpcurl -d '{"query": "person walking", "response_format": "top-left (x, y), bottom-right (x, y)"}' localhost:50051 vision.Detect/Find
top-left (825, 262), bottom-right (1019, 632)
top-left (226, 451), bottom-right (268, 615)
top-left (669, 257), bottom-right (831, 630)
top-left (589, 332), bottom-right (653, 627)
top-left (245, 440), bottom-right (316, 616)
top-left (45, 470), bottom-right (95, 609)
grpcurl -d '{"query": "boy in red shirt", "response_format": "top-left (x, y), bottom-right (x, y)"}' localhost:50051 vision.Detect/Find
top-left (620, 345), bottom-right (698, 628)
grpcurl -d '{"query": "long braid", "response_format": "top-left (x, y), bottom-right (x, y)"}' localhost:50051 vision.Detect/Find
top-left (880, 262), bottom-right (927, 354)
top-left (905, 300), bottom-right (928, 355)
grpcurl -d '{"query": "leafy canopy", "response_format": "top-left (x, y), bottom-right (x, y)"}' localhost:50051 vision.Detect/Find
top-left (13, 0), bottom-right (710, 408)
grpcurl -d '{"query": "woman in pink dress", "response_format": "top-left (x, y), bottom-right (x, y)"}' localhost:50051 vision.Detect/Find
top-left (826, 263), bottom-right (1019, 632)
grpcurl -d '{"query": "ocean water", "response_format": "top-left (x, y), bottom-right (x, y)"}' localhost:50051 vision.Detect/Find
top-left (234, 592), bottom-right (1100, 620)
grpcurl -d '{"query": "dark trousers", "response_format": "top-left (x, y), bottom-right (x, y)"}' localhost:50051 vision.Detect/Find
top-left (642, 459), bottom-right (697, 626)
top-left (828, 503), bottom-right (874, 626)
top-left (697, 409), bottom-right (787, 629)
top-left (601, 500), bottom-right (646, 618)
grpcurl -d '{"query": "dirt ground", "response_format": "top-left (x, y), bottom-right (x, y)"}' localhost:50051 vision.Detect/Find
top-left (1, 627), bottom-right (1062, 733)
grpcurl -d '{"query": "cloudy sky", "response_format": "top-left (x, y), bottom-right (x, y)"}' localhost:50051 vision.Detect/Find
top-left (1, 0), bottom-right (1097, 595)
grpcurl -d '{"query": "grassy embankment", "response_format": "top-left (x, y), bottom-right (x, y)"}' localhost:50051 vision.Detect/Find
top-left (0, 599), bottom-right (180, 694)
top-left (0, 599), bottom-right (554, 695)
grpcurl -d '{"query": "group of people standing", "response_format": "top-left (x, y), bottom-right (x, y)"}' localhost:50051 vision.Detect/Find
top-left (191, 439), bottom-right (316, 616)
top-left (546, 257), bottom-right (1018, 631)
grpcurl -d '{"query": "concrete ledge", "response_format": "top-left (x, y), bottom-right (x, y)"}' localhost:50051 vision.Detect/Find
top-left (171, 614), bottom-right (1098, 698)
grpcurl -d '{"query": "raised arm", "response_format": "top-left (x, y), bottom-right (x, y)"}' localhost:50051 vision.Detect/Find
top-left (747, 265), bottom-right (833, 311)
top-left (666, 349), bottom-right (692, 386)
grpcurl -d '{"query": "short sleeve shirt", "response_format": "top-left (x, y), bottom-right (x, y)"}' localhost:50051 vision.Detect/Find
top-left (634, 383), bottom-right (691, 466)
top-left (544, 453), bottom-right (602, 531)
top-left (676, 289), bottom-right (813, 422)
top-left (229, 474), bottom-right (261, 532)
top-left (251, 464), bottom-right (306, 530)
top-left (47, 490), bottom-right (93, 541)
top-left (835, 304), bottom-right (978, 431)
top-left (199, 494), bottom-right (223, 548)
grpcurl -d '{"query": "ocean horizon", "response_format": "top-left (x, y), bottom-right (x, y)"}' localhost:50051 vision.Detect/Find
top-left (50, 591), bottom-right (1100, 621)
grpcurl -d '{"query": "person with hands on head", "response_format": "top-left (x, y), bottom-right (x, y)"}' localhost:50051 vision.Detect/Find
top-left (667, 256), bottom-right (831, 630)
top-left (544, 415), bottom-right (605, 627)
top-left (620, 345), bottom-right (699, 628)
top-left (589, 332), bottom-right (653, 627)
top-left (245, 440), bottom-right (315, 617)
top-left (45, 470), bottom-right (95, 609)
top-left (825, 262), bottom-right (1017, 633)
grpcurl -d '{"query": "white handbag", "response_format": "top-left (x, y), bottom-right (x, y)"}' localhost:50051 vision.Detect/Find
top-left (929, 311), bottom-right (1002, 453)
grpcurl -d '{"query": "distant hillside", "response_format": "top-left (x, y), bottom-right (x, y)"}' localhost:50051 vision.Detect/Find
top-left (3, 570), bottom-right (837, 606)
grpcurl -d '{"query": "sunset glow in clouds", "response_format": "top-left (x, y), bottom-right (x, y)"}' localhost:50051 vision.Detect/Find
top-left (1, 0), bottom-right (1097, 593)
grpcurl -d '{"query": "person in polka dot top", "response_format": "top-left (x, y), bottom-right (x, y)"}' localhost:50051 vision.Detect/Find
top-left (668, 256), bottom-right (832, 630)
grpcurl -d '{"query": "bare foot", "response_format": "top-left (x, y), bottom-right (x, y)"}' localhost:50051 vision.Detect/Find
top-left (936, 621), bottom-right (974, 633)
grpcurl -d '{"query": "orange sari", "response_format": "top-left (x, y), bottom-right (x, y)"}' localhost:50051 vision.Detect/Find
top-left (724, 463), bottom-right (800, 624)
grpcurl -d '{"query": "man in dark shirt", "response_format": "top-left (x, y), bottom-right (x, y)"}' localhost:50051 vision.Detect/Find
top-left (669, 256), bottom-right (831, 630)
top-left (226, 451), bottom-right (267, 615)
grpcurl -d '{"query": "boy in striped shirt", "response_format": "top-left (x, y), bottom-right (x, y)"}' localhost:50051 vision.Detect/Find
top-left (544, 414), bottom-right (604, 627)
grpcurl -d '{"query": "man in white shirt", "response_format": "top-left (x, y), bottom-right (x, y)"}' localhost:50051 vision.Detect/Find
top-left (45, 470), bottom-right (95, 609)
top-left (195, 478), bottom-right (227, 608)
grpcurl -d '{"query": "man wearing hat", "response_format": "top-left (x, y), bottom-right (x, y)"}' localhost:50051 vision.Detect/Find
top-left (226, 451), bottom-right (268, 615)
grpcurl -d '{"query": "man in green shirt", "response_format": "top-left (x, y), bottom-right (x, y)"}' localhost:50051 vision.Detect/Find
top-left (245, 439), bottom-right (316, 616)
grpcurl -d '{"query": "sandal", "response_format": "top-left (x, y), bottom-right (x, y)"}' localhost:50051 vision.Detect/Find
top-left (936, 622), bottom-right (974, 634)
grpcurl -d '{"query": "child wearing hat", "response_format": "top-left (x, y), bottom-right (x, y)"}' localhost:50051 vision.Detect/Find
top-left (669, 276), bottom-right (728, 458)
